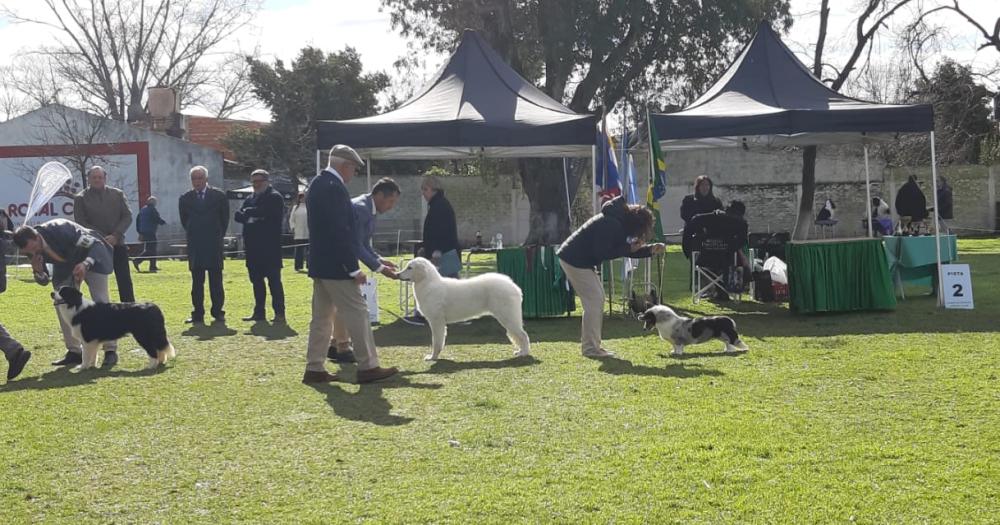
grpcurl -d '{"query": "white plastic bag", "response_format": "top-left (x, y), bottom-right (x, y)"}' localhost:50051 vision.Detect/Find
top-left (762, 256), bottom-right (788, 285)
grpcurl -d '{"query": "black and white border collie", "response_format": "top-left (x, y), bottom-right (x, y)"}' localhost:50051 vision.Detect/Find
top-left (51, 286), bottom-right (176, 370)
top-left (639, 304), bottom-right (748, 356)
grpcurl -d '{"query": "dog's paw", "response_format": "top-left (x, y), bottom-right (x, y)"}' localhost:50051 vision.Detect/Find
top-left (670, 351), bottom-right (684, 357)
top-left (514, 349), bottom-right (530, 357)
top-left (424, 354), bottom-right (438, 361)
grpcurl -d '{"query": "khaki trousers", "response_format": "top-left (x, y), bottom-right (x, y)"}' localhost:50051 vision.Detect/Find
top-left (306, 278), bottom-right (380, 372)
top-left (559, 260), bottom-right (604, 354)
top-left (330, 310), bottom-right (352, 352)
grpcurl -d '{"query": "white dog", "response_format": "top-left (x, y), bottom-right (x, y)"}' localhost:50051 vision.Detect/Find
top-left (397, 257), bottom-right (530, 361)
top-left (639, 304), bottom-right (748, 356)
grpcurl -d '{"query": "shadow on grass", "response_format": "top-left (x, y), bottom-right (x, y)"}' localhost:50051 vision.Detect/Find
top-left (1, 365), bottom-right (170, 392)
top-left (414, 355), bottom-right (540, 375)
top-left (181, 320), bottom-right (238, 341)
top-left (307, 376), bottom-right (441, 426)
top-left (247, 321), bottom-right (298, 341)
top-left (657, 351), bottom-right (747, 360)
top-left (595, 356), bottom-right (724, 379)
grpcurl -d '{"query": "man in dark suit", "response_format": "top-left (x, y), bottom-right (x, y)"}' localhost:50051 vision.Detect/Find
top-left (178, 165), bottom-right (229, 325)
top-left (235, 169), bottom-right (286, 323)
top-left (302, 145), bottom-right (398, 384)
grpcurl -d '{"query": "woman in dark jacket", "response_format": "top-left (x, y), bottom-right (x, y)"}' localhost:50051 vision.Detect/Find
top-left (680, 175), bottom-right (724, 225)
top-left (419, 175), bottom-right (461, 277)
top-left (557, 196), bottom-right (665, 358)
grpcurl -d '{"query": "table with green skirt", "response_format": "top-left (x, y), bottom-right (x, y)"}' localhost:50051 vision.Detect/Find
top-left (786, 238), bottom-right (897, 314)
top-left (495, 246), bottom-right (574, 318)
top-left (882, 234), bottom-right (957, 297)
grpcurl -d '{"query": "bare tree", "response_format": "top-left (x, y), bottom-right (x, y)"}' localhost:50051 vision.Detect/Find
top-left (792, 0), bottom-right (917, 240)
top-left (188, 51), bottom-right (262, 119)
top-left (0, 66), bottom-right (32, 121)
top-left (1, 0), bottom-right (262, 122)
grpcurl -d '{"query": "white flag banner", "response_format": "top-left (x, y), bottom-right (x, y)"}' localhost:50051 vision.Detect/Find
top-left (23, 162), bottom-right (73, 226)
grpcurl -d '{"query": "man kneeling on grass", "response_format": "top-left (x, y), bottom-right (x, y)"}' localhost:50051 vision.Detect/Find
top-left (0, 230), bottom-right (32, 380)
top-left (12, 219), bottom-right (119, 369)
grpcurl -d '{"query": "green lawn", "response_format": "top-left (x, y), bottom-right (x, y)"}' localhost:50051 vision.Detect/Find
top-left (1, 240), bottom-right (999, 523)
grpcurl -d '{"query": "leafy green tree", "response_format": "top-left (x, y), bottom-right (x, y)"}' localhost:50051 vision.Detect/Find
top-left (225, 47), bottom-right (389, 178)
top-left (382, 0), bottom-right (791, 243)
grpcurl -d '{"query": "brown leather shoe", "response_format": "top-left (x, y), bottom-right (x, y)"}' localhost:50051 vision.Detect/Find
top-left (356, 366), bottom-right (398, 384)
top-left (301, 370), bottom-right (341, 384)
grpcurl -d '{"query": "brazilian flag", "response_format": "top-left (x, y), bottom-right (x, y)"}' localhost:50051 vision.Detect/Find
top-left (646, 109), bottom-right (667, 241)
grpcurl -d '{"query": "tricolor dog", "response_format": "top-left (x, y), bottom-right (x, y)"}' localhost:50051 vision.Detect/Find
top-left (639, 304), bottom-right (748, 356)
top-left (52, 286), bottom-right (176, 370)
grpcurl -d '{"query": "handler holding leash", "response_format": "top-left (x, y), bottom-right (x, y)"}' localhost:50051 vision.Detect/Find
top-left (557, 196), bottom-right (665, 358)
top-left (12, 219), bottom-right (118, 368)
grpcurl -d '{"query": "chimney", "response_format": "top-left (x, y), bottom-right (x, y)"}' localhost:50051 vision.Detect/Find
top-left (147, 87), bottom-right (186, 139)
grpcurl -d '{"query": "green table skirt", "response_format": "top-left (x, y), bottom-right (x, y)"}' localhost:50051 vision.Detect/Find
top-left (883, 235), bottom-right (957, 288)
top-left (787, 238), bottom-right (897, 314)
top-left (496, 246), bottom-right (574, 318)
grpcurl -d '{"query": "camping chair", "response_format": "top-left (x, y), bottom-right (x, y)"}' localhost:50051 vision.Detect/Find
top-left (691, 238), bottom-right (752, 304)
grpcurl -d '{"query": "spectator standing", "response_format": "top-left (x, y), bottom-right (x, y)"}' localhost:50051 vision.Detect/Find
top-left (936, 176), bottom-right (954, 234)
top-left (234, 169), bottom-right (286, 323)
top-left (178, 165), bottom-right (229, 325)
top-left (73, 165), bottom-right (135, 302)
top-left (133, 196), bottom-right (166, 272)
top-left (290, 192), bottom-right (309, 272)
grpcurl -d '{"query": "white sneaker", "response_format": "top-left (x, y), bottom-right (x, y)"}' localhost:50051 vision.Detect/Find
top-left (582, 348), bottom-right (615, 358)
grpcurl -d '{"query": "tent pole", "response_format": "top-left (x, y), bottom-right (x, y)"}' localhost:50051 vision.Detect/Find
top-left (591, 145), bottom-right (598, 214)
top-left (563, 158), bottom-right (572, 227)
top-left (366, 157), bottom-right (372, 192)
top-left (864, 145), bottom-right (873, 237)
top-left (930, 131), bottom-right (943, 307)
top-left (315, 149), bottom-right (320, 177)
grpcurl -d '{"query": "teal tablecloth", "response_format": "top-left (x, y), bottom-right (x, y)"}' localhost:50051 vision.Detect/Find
top-left (496, 246), bottom-right (574, 318)
top-left (787, 238), bottom-right (897, 314)
top-left (883, 235), bottom-right (957, 291)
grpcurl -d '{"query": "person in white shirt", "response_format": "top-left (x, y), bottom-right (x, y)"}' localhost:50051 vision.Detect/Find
top-left (289, 192), bottom-right (309, 272)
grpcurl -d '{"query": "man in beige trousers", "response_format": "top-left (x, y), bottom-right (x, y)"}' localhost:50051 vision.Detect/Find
top-left (301, 145), bottom-right (397, 384)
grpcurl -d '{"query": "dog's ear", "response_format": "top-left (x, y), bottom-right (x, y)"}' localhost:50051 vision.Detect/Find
top-left (58, 286), bottom-right (83, 307)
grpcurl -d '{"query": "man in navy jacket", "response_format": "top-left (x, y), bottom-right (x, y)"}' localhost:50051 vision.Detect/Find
top-left (302, 145), bottom-right (398, 384)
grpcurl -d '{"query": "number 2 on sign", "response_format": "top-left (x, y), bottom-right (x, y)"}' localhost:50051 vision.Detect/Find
top-left (952, 284), bottom-right (963, 297)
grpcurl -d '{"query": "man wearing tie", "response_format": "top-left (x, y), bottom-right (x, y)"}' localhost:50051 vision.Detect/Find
top-left (178, 165), bottom-right (229, 325)
top-left (302, 145), bottom-right (397, 384)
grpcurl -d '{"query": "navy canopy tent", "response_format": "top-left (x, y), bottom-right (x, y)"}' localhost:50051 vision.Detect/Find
top-left (648, 22), bottom-right (945, 304)
top-left (649, 23), bottom-right (933, 149)
top-left (315, 30), bottom-right (596, 160)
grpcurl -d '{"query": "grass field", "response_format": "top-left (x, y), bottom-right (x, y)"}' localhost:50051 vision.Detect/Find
top-left (1, 240), bottom-right (999, 523)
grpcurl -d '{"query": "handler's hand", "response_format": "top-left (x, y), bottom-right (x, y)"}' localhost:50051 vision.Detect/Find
top-left (103, 234), bottom-right (118, 246)
top-left (380, 266), bottom-right (398, 279)
top-left (72, 263), bottom-right (88, 283)
top-left (650, 243), bottom-right (666, 255)
top-left (379, 258), bottom-right (398, 270)
top-left (353, 271), bottom-right (367, 285)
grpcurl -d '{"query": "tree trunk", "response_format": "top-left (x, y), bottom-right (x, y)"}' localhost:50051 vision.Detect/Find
top-left (792, 145), bottom-right (818, 240)
top-left (519, 158), bottom-right (581, 244)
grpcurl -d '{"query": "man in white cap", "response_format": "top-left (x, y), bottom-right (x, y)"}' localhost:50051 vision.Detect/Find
top-left (301, 144), bottom-right (398, 384)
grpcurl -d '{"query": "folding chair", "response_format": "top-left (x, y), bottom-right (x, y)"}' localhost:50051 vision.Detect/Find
top-left (691, 239), bottom-right (753, 304)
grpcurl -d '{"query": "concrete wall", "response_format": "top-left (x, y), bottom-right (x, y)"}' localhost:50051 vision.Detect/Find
top-left (0, 106), bottom-right (224, 245)
top-left (344, 173), bottom-right (531, 253)
top-left (331, 149), bottom-right (997, 252)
